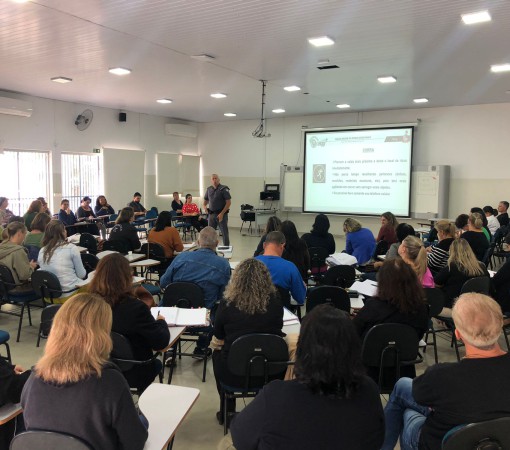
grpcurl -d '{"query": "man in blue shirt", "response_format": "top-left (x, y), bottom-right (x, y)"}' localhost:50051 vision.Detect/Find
top-left (256, 231), bottom-right (306, 306)
top-left (160, 226), bottom-right (231, 355)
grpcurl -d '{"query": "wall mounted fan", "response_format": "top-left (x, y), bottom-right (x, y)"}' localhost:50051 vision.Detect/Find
top-left (75, 109), bottom-right (93, 131)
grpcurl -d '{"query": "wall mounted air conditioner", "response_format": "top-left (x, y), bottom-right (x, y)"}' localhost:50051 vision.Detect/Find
top-left (0, 96), bottom-right (33, 117)
top-left (165, 123), bottom-right (198, 138)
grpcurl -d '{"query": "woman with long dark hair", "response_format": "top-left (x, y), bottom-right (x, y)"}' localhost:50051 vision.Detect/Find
top-left (109, 207), bottom-right (141, 251)
top-left (253, 216), bottom-right (281, 256)
top-left (94, 195), bottom-right (115, 216)
top-left (302, 213), bottom-right (335, 254)
top-left (147, 210), bottom-right (183, 258)
top-left (281, 220), bottom-right (310, 280)
top-left (230, 304), bottom-right (385, 449)
top-left (376, 211), bottom-right (398, 245)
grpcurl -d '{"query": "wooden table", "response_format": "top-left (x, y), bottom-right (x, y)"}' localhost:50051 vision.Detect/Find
top-left (0, 402), bottom-right (22, 425)
top-left (139, 384), bottom-right (200, 450)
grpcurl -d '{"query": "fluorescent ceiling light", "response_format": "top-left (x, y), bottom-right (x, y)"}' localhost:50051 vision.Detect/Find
top-left (272, 108), bottom-right (285, 113)
top-left (336, 104), bottom-right (350, 109)
top-left (210, 93), bottom-right (227, 99)
top-left (413, 98), bottom-right (429, 103)
top-left (51, 76), bottom-right (72, 84)
top-left (284, 85), bottom-right (301, 92)
top-left (491, 64), bottom-right (510, 73)
top-left (157, 99), bottom-right (172, 104)
top-left (109, 67), bottom-right (131, 76)
top-left (378, 76), bottom-right (397, 83)
top-left (224, 113), bottom-right (237, 117)
top-left (308, 36), bottom-right (335, 47)
top-left (461, 10), bottom-right (491, 25)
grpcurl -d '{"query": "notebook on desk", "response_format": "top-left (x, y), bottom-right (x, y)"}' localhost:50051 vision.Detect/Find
top-left (151, 307), bottom-right (208, 327)
top-left (283, 307), bottom-right (300, 326)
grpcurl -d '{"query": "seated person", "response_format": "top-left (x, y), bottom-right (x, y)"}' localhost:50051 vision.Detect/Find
top-left (171, 191), bottom-right (183, 215)
top-left (231, 305), bottom-right (385, 450)
top-left (426, 220), bottom-right (455, 274)
top-left (381, 293), bottom-right (510, 450)
top-left (253, 216), bottom-right (281, 257)
top-left (21, 293), bottom-right (148, 450)
top-left (88, 253), bottom-right (169, 393)
top-left (460, 212), bottom-right (490, 261)
top-left (454, 213), bottom-right (469, 236)
top-left (484, 205), bottom-right (500, 235)
top-left (370, 223), bottom-right (415, 276)
top-left (212, 258), bottom-right (284, 424)
top-left (398, 236), bottom-right (435, 288)
top-left (376, 211), bottom-right (398, 245)
top-left (343, 218), bottom-right (376, 265)
top-left (301, 214), bottom-right (336, 255)
top-left (0, 222), bottom-right (37, 292)
top-left (36, 197), bottom-right (52, 216)
top-left (76, 196), bottom-right (96, 221)
top-left (128, 192), bottom-right (147, 217)
top-left (255, 231), bottom-right (307, 307)
top-left (160, 227), bottom-right (231, 356)
top-left (23, 212), bottom-right (51, 260)
top-left (497, 200), bottom-right (509, 226)
top-left (57, 199), bottom-right (77, 228)
top-left (38, 220), bottom-right (87, 303)
top-left (109, 207), bottom-right (141, 252)
top-left (492, 257), bottom-right (510, 313)
top-left (181, 194), bottom-right (208, 232)
top-left (23, 199), bottom-right (43, 231)
top-left (470, 207), bottom-right (491, 242)
top-left (147, 211), bottom-right (184, 258)
top-left (0, 197), bottom-right (14, 226)
top-left (281, 220), bottom-right (310, 281)
top-left (94, 195), bottom-right (115, 217)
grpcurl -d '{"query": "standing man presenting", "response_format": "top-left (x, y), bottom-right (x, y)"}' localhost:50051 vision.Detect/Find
top-left (204, 174), bottom-right (231, 246)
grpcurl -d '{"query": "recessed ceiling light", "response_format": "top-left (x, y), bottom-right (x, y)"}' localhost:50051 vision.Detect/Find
top-left (491, 64), bottom-right (510, 73)
top-left (156, 99), bottom-right (173, 104)
top-left (109, 67), bottom-right (131, 76)
top-left (284, 85), bottom-right (301, 92)
top-left (308, 36), bottom-right (335, 47)
top-left (210, 93), bottom-right (227, 99)
top-left (224, 113), bottom-right (237, 117)
top-left (336, 104), bottom-right (350, 109)
top-left (413, 98), bottom-right (429, 103)
top-left (51, 76), bottom-right (72, 84)
top-left (461, 10), bottom-right (491, 25)
top-left (378, 76), bottom-right (397, 83)
top-left (272, 108), bottom-right (285, 113)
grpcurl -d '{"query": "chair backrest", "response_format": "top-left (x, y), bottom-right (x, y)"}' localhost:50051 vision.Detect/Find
top-left (80, 253), bottom-right (99, 274)
top-left (161, 282), bottom-right (205, 308)
top-left (275, 285), bottom-right (291, 310)
top-left (308, 247), bottom-right (329, 270)
top-left (493, 225), bottom-right (508, 250)
top-left (0, 264), bottom-right (17, 295)
top-left (460, 276), bottom-right (491, 295)
top-left (321, 264), bottom-right (356, 288)
top-left (103, 239), bottom-right (129, 254)
top-left (306, 286), bottom-right (351, 313)
top-left (110, 332), bottom-right (136, 372)
top-left (39, 304), bottom-right (62, 338)
top-left (79, 233), bottom-right (97, 253)
top-left (10, 430), bottom-right (93, 450)
top-left (227, 333), bottom-right (289, 388)
top-left (31, 270), bottom-right (64, 300)
top-left (373, 240), bottom-right (389, 258)
top-left (140, 242), bottom-right (166, 260)
top-left (442, 417), bottom-right (510, 450)
top-left (424, 288), bottom-right (446, 317)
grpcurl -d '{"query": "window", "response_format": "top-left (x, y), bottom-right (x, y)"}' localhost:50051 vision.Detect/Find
top-left (61, 153), bottom-right (104, 212)
top-left (0, 150), bottom-right (50, 216)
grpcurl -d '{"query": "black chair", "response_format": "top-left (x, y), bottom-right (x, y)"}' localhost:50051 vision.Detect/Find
top-left (373, 240), bottom-right (389, 259)
top-left (139, 242), bottom-right (171, 279)
top-left (491, 225), bottom-right (510, 267)
top-left (0, 265), bottom-right (41, 342)
top-left (161, 282), bottom-right (209, 383)
top-left (10, 430), bottom-right (93, 450)
top-left (423, 288), bottom-right (446, 363)
top-left (306, 286), bottom-right (350, 314)
top-left (110, 332), bottom-right (162, 395)
top-left (460, 276), bottom-right (491, 295)
top-left (220, 333), bottom-right (289, 434)
top-left (308, 247), bottom-right (330, 283)
top-left (361, 323), bottom-right (423, 394)
top-left (37, 304), bottom-right (62, 347)
top-left (240, 205), bottom-right (255, 234)
top-left (442, 417), bottom-right (510, 450)
top-left (321, 264), bottom-right (356, 288)
top-left (482, 242), bottom-right (496, 269)
top-left (80, 253), bottom-right (99, 275)
top-left (79, 232), bottom-right (97, 254)
top-left (103, 239), bottom-right (130, 254)
top-left (31, 270), bottom-right (75, 305)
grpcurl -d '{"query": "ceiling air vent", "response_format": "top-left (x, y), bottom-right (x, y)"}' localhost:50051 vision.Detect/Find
top-left (317, 65), bottom-right (340, 70)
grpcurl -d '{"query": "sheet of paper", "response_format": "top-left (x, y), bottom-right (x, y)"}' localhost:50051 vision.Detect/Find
top-left (350, 280), bottom-right (378, 297)
top-left (151, 307), bottom-right (207, 327)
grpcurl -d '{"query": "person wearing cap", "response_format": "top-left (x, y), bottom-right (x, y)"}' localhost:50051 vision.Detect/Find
top-left (76, 196), bottom-right (96, 221)
top-left (128, 192), bottom-right (147, 217)
top-left (203, 174), bottom-right (231, 246)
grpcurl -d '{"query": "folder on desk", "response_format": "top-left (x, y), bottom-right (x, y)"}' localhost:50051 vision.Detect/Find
top-left (151, 307), bottom-right (208, 327)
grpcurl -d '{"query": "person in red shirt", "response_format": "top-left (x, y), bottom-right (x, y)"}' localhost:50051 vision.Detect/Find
top-left (182, 194), bottom-right (208, 232)
top-left (376, 211), bottom-right (398, 245)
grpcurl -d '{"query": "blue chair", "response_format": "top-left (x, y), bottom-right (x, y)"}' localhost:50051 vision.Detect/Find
top-left (0, 265), bottom-right (41, 342)
top-left (0, 330), bottom-right (12, 363)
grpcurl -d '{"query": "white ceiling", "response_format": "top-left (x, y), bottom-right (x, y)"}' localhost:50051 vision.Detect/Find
top-left (1, 0), bottom-right (510, 123)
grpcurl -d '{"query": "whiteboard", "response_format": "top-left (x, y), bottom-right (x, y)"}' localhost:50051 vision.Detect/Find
top-left (410, 165), bottom-right (450, 218)
top-left (281, 165), bottom-right (303, 211)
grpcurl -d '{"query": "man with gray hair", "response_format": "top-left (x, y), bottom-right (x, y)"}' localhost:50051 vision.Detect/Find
top-left (381, 293), bottom-right (510, 450)
top-left (160, 226), bottom-right (231, 356)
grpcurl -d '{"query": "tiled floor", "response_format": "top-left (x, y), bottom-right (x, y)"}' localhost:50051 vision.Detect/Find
top-left (1, 228), bottom-right (501, 450)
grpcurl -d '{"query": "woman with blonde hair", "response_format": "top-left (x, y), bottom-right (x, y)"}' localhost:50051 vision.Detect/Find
top-left (343, 218), bottom-right (376, 265)
top-left (460, 212), bottom-right (490, 261)
top-left (399, 235), bottom-right (434, 288)
top-left (426, 220), bottom-right (456, 273)
top-left (88, 253), bottom-right (169, 393)
top-left (434, 238), bottom-right (489, 309)
top-left (212, 258), bottom-right (284, 425)
top-left (21, 293), bottom-right (148, 450)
